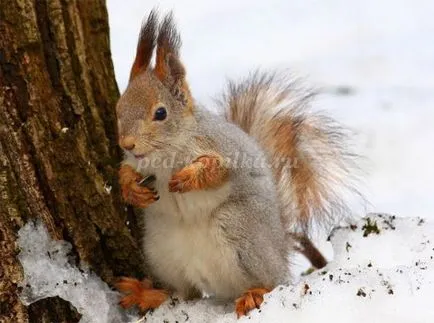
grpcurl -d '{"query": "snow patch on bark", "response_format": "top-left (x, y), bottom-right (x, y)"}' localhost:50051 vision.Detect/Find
top-left (17, 220), bottom-right (136, 323)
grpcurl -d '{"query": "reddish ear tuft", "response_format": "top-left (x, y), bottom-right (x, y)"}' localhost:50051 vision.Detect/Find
top-left (129, 10), bottom-right (158, 81)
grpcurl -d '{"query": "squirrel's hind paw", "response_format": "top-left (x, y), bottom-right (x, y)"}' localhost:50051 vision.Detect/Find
top-left (235, 287), bottom-right (270, 318)
top-left (116, 277), bottom-right (169, 310)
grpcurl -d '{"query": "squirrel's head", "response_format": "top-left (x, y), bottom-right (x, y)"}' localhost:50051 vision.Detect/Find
top-left (116, 11), bottom-right (194, 158)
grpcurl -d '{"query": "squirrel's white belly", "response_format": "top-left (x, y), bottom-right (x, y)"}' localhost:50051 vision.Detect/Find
top-left (143, 180), bottom-right (248, 299)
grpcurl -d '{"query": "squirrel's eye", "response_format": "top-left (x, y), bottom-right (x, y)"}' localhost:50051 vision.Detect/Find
top-left (153, 107), bottom-right (167, 121)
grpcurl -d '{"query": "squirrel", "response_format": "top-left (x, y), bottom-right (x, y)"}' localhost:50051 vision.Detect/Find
top-left (115, 10), bottom-right (361, 318)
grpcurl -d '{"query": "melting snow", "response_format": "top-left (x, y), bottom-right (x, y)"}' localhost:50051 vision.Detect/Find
top-left (17, 214), bottom-right (434, 322)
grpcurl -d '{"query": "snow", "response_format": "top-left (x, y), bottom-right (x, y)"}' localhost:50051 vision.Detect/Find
top-left (135, 214), bottom-right (434, 323)
top-left (17, 221), bottom-right (136, 323)
top-left (104, 182), bottom-right (113, 194)
top-left (18, 215), bottom-right (434, 322)
top-left (107, 0), bottom-right (434, 220)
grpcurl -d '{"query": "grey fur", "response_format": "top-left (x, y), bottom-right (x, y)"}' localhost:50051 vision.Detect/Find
top-left (123, 108), bottom-right (291, 299)
top-left (118, 12), bottom-right (362, 304)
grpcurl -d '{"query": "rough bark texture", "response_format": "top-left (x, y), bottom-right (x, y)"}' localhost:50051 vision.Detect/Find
top-left (0, 0), bottom-right (144, 321)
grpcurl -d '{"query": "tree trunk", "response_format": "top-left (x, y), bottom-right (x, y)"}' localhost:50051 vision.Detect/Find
top-left (0, 0), bottom-right (143, 321)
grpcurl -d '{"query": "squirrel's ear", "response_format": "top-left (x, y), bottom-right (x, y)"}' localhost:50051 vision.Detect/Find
top-left (129, 10), bottom-right (158, 82)
top-left (154, 13), bottom-right (193, 110)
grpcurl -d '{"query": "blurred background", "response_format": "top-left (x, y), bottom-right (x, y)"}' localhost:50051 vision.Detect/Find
top-left (107, 0), bottom-right (434, 220)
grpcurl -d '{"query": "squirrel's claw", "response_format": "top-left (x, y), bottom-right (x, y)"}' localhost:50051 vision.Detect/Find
top-left (129, 190), bottom-right (159, 208)
top-left (235, 287), bottom-right (270, 318)
top-left (123, 182), bottom-right (159, 208)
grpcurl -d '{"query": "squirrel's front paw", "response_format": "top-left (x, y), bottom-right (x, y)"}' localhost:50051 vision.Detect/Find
top-left (169, 163), bottom-right (201, 193)
top-left (119, 165), bottom-right (159, 208)
top-left (169, 154), bottom-right (228, 193)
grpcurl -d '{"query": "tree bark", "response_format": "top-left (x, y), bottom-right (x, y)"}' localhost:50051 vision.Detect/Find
top-left (0, 0), bottom-right (143, 321)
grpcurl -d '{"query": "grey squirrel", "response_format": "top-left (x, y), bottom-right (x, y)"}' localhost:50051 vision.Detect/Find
top-left (116, 10), bottom-right (361, 317)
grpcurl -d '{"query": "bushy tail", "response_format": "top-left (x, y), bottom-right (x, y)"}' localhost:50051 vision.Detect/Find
top-left (217, 71), bottom-right (364, 233)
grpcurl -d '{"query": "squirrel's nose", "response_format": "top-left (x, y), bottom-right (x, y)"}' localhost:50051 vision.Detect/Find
top-left (120, 136), bottom-right (136, 151)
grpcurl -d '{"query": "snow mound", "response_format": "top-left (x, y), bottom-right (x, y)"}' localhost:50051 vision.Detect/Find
top-left (143, 214), bottom-right (434, 323)
top-left (17, 220), bottom-right (135, 323)
top-left (17, 215), bottom-right (434, 322)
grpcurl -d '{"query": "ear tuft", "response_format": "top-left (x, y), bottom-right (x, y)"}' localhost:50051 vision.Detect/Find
top-left (129, 10), bottom-right (158, 81)
top-left (154, 12), bottom-right (182, 81)
top-left (158, 12), bottom-right (182, 57)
